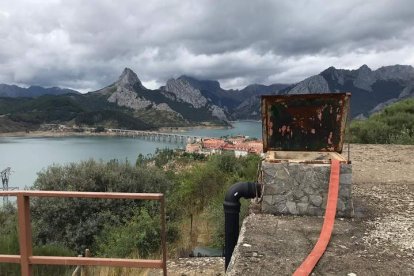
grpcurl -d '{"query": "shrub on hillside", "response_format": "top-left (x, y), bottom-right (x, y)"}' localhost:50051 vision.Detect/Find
top-left (31, 159), bottom-right (172, 253)
top-left (168, 152), bottom-right (260, 248)
top-left (95, 209), bottom-right (164, 258)
top-left (0, 206), bottom-right (74, 275)
top-left (19, 149), bottom-right (261, 262)
top-left (349, 98), bottom-right (414, 144)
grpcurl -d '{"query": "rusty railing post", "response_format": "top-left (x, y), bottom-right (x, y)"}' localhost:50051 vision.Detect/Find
top-left (160, 195), bottom-right (167, 276)
top-left (17, 194), bottom-right (33, 276)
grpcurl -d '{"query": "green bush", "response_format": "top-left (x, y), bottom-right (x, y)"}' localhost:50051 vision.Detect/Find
top-left (349, 98), bottom-right (414, 144)
top-left (32, 245), bottom-right (75, 276)
top-left (0, 205), bottom-right (19, 253)
top-left (95, 209), bottom-right (161, 258)
top-left (0, 207), bottom-right (74, 276)
top-left (168, 152), bottom-right (260, 248)
top-left (169, 153), bottom-right (260, 215)
top-left (0, 206), bottom-right (20, 275)
top-left (3, 149), bottom-right (261, 265)
top-left (31, 159), bottom-right (172, 253)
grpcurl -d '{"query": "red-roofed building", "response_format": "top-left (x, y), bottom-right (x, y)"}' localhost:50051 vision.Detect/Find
top-left (185, 136), bottom-right (263, 157)
top-left (202, 138), bottom-right (226, 150)
top-left (186, 143), bottom-right (202, 153)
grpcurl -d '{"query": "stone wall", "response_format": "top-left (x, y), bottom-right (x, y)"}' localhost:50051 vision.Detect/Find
top-left (261, 162), bottom-right (353, 217)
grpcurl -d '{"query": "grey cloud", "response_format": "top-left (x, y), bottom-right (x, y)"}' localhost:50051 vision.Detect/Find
top-left (0, 0), bottom-right (413, 90)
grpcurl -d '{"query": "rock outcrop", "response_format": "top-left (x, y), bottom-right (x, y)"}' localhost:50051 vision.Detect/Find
top-left (95, 68), bottom-right (182, 117)
top-left (93, 68), bottom-right (230, 124)
top-left (288, 75), bottom-right (330, 94)
top-left (98, 68), bottom-right (151, 110)
top-left (285, 64), bottom-right (414, 117)
top-left (164, 78), bottom-right (208, 108)
top-left (162, 76), bottom-right (229, 121)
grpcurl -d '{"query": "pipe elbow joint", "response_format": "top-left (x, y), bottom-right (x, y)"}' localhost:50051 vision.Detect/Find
top-left (224, 182), bottom-right (260, 210)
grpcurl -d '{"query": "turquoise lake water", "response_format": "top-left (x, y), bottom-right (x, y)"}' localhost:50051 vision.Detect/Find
top-left (0, 121), bottom-right (262, 189)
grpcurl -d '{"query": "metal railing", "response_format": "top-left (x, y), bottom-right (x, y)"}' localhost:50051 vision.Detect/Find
top-left (0, 191), bottom-right (167, 276)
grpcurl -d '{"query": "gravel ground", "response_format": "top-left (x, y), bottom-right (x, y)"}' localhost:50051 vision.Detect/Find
top-left (228, 144), bottom-right (414, 275)
top-left (153, 144), bottom-right (414, 275)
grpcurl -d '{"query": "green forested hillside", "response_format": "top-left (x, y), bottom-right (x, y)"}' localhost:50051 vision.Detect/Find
top-left (0, 87), bottom-right (226, 132)
top-left (0, 94), bottom-right (155, 131)
top-left (349, 98), bottom-right (414, 144)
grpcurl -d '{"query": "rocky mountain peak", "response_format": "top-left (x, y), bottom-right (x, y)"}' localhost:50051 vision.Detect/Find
top-left (288, 75), bottom-right (330, 94)
top-left (178, 75), bottom-right (222, 93)
top-left (117, 68), bottom-right (145, 89)
top-left (354, 64), bottom-right (375, 91)
top-left (177, 75), bottom-right (198, 82)
top-left (375, 65), bottom-right (414, 81)
top-left (100, 68), bottom-right (152, 111)
top-left (358, 64), bottom-right (372, 72)
top-left (163, 76), bottom-right (229, 121)
top-left (322, 66), bottom-right (337, 73)
top-left (164, 77), bottom-right (208, 108)
top-left (320, 66), bottom-right (348, 85)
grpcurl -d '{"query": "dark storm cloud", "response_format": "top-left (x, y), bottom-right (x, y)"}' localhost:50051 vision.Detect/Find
top-left (0, 0), bottom-right (413, 91)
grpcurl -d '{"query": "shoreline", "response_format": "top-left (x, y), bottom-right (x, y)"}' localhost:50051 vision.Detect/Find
top-left (0, 120), bottom-right (260, 138)
top-left (0, 125), bottom-right (232, 139)
top-left (158, 125), bottom-right (231, 133)
top-left (0, 130), bottom-right (122, 139)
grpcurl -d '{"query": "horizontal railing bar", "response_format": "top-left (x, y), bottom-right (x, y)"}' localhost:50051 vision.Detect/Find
top-left (0, 254), bottom-right (21, 263)
top-left (0, 191), bottom-right (166, 274)
top-left (29, 256), bottom-right (163, 268)
top-left (0, 191), bottom-right (163, 200)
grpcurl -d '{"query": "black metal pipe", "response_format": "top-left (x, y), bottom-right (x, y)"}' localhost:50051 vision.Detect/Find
top-left (224, 182), bottom-right (261, 271)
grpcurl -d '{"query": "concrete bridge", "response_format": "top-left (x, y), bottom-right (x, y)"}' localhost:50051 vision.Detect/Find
top-left (108, 129), bottom-right (206, 144)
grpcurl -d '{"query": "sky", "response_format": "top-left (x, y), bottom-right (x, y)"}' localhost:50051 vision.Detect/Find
top-left (0, 0), bottom-right (414, 92)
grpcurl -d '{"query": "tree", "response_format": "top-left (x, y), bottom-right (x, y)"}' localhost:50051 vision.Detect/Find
top-left (31, 159), bottom-right (171, 253)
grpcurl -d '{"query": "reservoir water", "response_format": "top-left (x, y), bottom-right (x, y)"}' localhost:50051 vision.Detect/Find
top-left (0, 121), bottom-right (261, 189)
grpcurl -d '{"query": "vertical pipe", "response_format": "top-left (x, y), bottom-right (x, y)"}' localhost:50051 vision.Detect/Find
top-left (17, 194), bottom-right (33, 276)
top-left (224, 201), bottom-right (240, 270)
top-left (160, 195), bottom-right (167, 276)
top-left (223, 182), bottom-right (260, 271)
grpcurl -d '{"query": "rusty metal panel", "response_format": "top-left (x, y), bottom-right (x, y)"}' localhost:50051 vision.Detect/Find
top-left (261, 93), bottom-right (350, 153)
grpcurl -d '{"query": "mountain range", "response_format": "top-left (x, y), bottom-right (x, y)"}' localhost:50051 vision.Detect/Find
top-left (1, 64), bottom-right (413, 132)
top-left (0, 84), bottom-right (79, 98)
